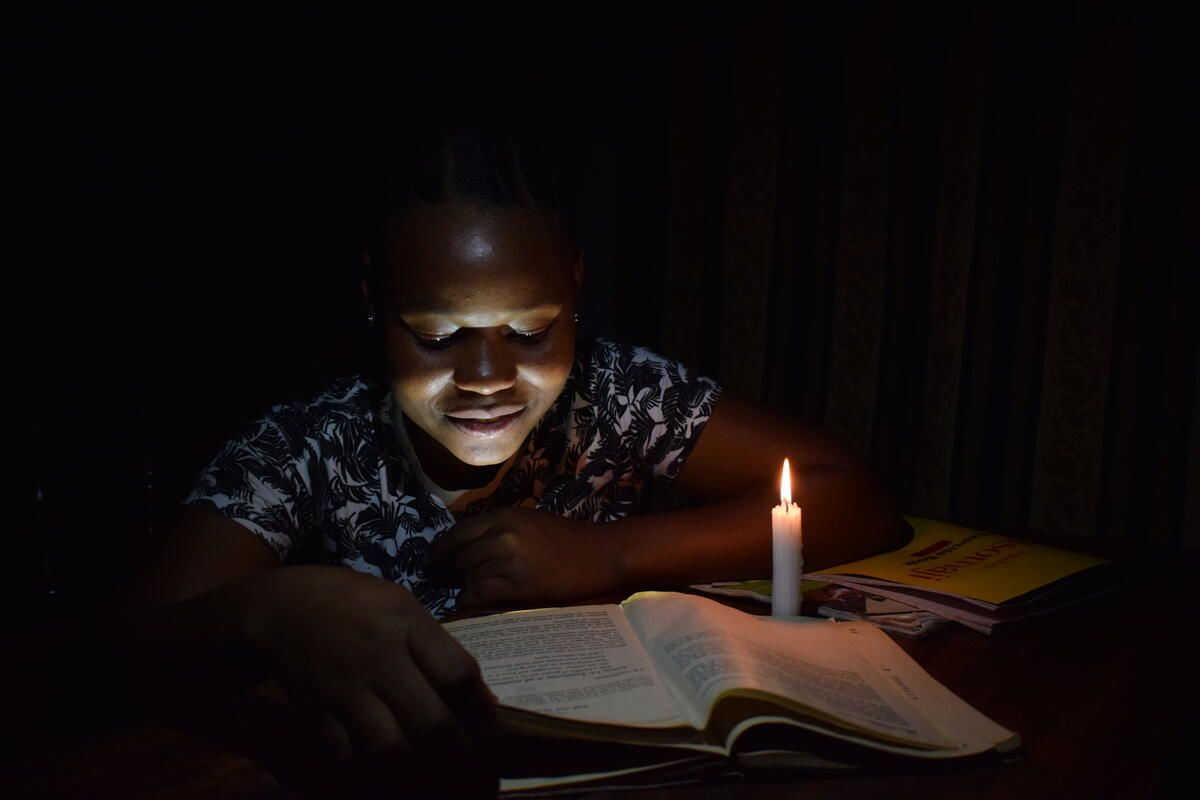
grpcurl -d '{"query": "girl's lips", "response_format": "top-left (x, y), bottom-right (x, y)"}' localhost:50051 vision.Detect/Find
top-left (442, 403), bottom-right (527, 420)
top-left (443, 407), bottom-right (526, 438)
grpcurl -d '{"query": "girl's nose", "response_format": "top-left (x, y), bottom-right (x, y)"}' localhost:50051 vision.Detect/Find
top-left (452, 331), bottom-right (518, 395)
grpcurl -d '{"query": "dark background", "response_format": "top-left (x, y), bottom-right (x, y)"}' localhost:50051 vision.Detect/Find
top-left (10, 0), bottom-right (1198, 616)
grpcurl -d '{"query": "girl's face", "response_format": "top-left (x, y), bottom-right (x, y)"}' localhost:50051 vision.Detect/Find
top-left (370, 201), bottom-right (581, 474)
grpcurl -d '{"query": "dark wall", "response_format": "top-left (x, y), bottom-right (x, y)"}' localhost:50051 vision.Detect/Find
top-left (11, 2), bottom-right (651, 613)
top-left (636, 0), bottom-right (1198, 551)
top-left (11, 1), bottom-right (1198, 616)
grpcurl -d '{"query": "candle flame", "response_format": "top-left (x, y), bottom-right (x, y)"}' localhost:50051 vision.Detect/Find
top-left (781, 458), bottom-right (792, 505)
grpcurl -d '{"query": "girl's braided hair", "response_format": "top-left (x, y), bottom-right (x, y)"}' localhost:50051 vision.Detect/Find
top-left (364, 96), bottom-right (579, 288)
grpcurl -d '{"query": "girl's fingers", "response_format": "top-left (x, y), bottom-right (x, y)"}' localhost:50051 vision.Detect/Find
top-left (404, 614), bottom-right (497, 728)
top-left (426, 514), bottom-right (500, 570)
top-left (315, 710), bottom-right (355, 763)
top-left (278, 673), bottom-right (364, 762)
top-left (333, 690), bottom-right (409, 757)
top-left (459, 573), bottom-right (521, 610)
top-left (451, 534), bottom-right (511, 574)
top-left (373, 657), bottom-right (471, 752)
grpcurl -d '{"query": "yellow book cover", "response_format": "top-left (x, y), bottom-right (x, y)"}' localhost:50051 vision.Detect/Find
top-left (811, 517), bottom-right (1111, 605)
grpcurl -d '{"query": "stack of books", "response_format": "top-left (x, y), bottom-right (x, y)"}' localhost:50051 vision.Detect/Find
top-left (695, 517), bottom-right (1118, 635)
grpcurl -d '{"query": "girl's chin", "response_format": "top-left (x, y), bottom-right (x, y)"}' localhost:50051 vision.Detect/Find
top-left (447, 434), bottom-right (526, 467)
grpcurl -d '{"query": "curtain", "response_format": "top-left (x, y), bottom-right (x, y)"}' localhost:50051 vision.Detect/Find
top-left (615, 0), bottom-right (1198, 547)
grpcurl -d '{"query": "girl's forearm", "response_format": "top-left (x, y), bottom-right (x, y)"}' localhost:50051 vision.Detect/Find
top-left (608, 465), bottom-right (907, 593)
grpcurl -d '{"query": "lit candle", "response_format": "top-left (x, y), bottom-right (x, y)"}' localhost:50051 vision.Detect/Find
top-left (771, 458), bottom-right (803, 616)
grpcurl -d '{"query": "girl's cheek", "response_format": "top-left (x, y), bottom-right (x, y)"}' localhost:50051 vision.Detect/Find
top-left (383, 332), bottom-right (448, 380)
top-left (384, 348), bottom-right (450, 403)
top-left (521, 337), bottom-right (574, 385)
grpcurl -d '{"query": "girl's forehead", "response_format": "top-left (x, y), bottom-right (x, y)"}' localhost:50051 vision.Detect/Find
top-left (382, 201), bottom-right (575, 313)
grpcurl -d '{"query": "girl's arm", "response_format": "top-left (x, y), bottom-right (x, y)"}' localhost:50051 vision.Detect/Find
top-left (97, 507), bottom-right (495, 762)
top-left (430, 392), bottom-right (909, 608)
top-left (609, 391), bottom-right (909, 591)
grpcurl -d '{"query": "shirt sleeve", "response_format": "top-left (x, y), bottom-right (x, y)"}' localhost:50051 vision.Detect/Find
top-left (593, 339), bottom-right (723, 481)
top-left (183, 406), bottom-right (317, 561)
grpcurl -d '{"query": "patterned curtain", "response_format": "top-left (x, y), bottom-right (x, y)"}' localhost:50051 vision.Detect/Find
top-left (13, 1), bottom-right (1197, 619)
top-left (614, 0), bottom-right (1198, 547)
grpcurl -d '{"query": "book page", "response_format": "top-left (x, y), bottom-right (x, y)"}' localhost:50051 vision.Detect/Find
top-left (445, 605), bottom-right (686, 728)
top-left (621, 592), bottom-right (953, 748)
top-left (837, 617), bottom-right (1020, 755)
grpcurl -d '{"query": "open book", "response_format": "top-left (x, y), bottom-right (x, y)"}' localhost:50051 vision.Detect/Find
top-left (445, 591), bottom-right (1019, 794)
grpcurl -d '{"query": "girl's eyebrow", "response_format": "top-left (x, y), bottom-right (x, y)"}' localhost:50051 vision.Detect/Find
top-left (400, 304), bottom-right (563, 325)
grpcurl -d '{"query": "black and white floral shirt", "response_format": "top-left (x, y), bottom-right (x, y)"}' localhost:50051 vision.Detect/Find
top-left (184, 338), bottom-right (722, 617)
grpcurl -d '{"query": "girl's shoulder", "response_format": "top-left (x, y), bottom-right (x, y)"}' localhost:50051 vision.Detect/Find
top-left (246, 375), bottom-right (381, 442)
top-left (566, 338), bottom-right (723, 480)
top-left (572, 338), bottom-right (722, 428)
top-left (575, 337), bottom-right (718, 387)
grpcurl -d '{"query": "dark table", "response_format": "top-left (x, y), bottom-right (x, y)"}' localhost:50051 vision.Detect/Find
top-left (3, 553), bottom-right (1194, 799)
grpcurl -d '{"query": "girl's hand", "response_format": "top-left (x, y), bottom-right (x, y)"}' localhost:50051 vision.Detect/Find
top-left (425, 509), bottom-right (625, 609)
top-left (244, 566), bottom-right (496, 769)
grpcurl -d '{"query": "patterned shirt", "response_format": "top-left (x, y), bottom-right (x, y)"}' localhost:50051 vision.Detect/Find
top-left (184, 338), bottom-right (723, 617)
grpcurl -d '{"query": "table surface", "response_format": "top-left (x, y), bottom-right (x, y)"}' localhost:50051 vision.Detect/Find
top-left (3, 552), bottom-right (1195, 799)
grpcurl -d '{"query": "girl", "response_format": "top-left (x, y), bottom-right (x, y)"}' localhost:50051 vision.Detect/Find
top-left (106, 108), bottom-right (907, 775)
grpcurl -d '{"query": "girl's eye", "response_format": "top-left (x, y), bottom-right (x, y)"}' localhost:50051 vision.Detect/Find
top-left (508, 324), bottom-right (552, 344)
top-left (407, 322), bottom-right (553, 350)
top-left (413, 330), bottom-right (462, 351)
